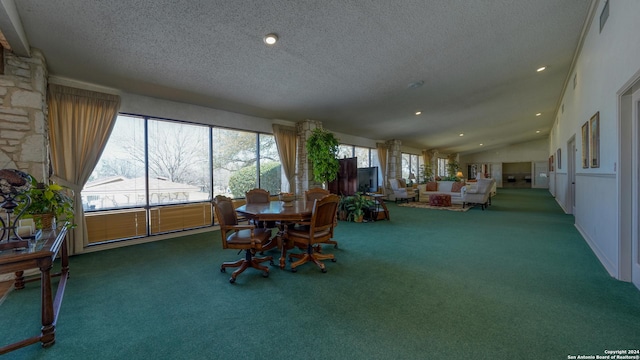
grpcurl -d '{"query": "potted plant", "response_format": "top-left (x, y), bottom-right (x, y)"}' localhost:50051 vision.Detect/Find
top-left (441, 158), bottom-right (461, 182)
top-left (345, 192), bottom-right (374, 222)
top-left (337, 195), bottom-right (351, 221)
top-left (306, 128), bottom-right (340, 186)
top-left (17, 177), bottom-right (75, 230)
top-left (421, 163), bottom-right (434, 183)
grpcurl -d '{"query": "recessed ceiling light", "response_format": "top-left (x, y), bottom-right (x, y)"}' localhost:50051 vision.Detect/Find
top-left (415, 111), bottom-right (422, 115)
top-left (479, 143), bottom-right (484, 146)
top-left (459, 133), bottom-right (464, 137)
top-left (537, 66), bottom-right (547, 72)
top-left (408, 80), bottom-right (424, 89)
top-left (264, 33), bottom-right (278, 45)
top-left (536, 130), bottom-right (541, 133)
top-left (536, 113), bottom-right (542, 116)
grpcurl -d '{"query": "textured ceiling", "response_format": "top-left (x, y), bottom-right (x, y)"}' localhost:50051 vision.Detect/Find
top-left (4, 0), bottom-right (592, 154)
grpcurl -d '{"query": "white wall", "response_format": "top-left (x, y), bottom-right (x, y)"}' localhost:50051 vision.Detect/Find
top-left (121, 92), bottom-right (385, 151)
top-left (549, 1), bottom-right (640, 280)
top-left (459, 138), bottom-right (549, 185)
top-left (460, 137), bottom-right (549, 164)
top-left (120, 93), bottom-right (275, 134)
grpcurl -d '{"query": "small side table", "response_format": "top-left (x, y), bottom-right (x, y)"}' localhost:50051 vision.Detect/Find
top-left (0, 225), bottom-right (69, 355)
top-left (366, 194), bottom-right (389, 221)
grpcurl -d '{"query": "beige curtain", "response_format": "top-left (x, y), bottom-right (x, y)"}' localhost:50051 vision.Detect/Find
top-left (47, 84), bottom-right (121, 255)
top-left (272, 124), bottom-right (297, 193)
top-left (422, 150), bottom-right (430, 168)
top-left (376, 143), bottom-right (387, 192)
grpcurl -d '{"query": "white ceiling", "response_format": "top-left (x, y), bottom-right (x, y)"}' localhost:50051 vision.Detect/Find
top-left (1, 0), bottom-right (593, 154)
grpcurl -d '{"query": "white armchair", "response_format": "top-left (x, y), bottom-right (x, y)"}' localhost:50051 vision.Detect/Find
top-left (388, 178), bottom-right (410, 202)
top-left (462, 178), bottom-right (496, 210)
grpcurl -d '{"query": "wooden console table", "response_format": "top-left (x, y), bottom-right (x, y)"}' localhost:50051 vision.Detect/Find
top-left (0, 225), bottom-right (69, 355)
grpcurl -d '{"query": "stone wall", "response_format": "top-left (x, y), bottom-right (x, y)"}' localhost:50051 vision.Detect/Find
top-left (0, 48), bottom-right (48, 182)
top-left (386, 139), bottom-right (402, 184)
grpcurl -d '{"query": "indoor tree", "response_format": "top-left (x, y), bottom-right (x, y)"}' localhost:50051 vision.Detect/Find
top-left (306, 128), bottom-right (340, 185)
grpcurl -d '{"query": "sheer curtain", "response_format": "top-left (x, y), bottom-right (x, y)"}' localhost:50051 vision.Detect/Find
top-left (47, 84), bottom-right (121, 254)
top-left (376, 143), bottom-right (388, 193)
top-left (272, 124), bottom-right (297, 193)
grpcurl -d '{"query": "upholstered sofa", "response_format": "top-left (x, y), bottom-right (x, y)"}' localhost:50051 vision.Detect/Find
top-left (417, 181), bottom-right (466, 204)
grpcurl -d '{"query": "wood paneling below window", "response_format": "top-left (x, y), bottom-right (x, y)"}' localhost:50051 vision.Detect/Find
top-left (86, 209), bottom-right (147, 243)
top-left (150, 203), bottom-right (212, 234)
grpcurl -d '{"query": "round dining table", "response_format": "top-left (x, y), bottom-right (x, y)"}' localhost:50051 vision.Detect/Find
top-left (235, 199), bottom-right (313, 269)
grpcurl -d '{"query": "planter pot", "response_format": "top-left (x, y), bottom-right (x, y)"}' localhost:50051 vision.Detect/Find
top-left (354, 214), bottom-right (364, 223)
top-left (32, 213), bottom-right (56, 230)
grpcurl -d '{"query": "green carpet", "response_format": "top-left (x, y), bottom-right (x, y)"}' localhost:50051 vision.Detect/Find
top-left (1, 189), bottom-right (639, 359)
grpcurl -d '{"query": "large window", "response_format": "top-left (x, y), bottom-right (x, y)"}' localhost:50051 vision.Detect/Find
top-left (354, 146), bottom-right (370, 168)
top-left (338, 143), bottom-right (382, 191)
top-left (212, 128), bottom-right (256, 199)
top-left (82, 114), bottom-right (283, 242)
top-left (437, 158), bottom-right (448, 177)
top-left (337, 144), bottom-right (353, 159)
top-left (83, 115), bottom-right (145, 210)
top-left (401, 153), bottom-right (419, 183)
top-left (147, 119), bottom-right (210, 205)
top-left (259, 134), bottom-right (282, 194)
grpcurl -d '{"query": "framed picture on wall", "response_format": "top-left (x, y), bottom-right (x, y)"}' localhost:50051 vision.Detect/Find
top-left (550, 155), bottom-right (554, 171)
top-left (581, 121), bottom-right (589, 168)
top-left (590, 112), bottom-right (600, 168)
top-left (556, 148), bottom-right (561, 170)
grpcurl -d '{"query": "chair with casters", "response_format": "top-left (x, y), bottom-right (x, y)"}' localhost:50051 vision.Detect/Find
top-left (213, 195), bottom-right (274, 283)
top-left (304, 188), bottom-right (338, 249)
top-left (245, 188), bottom-right (273, 227)
top-left (245, 188), bottom-right (278, 251)
top-left (304, 187), bottom-right (330, 202)
top-left (285, 194), bottom-right (340, 273)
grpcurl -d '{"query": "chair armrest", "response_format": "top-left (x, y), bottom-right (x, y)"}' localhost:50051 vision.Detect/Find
top-left (227, 224), bottom-right (256, 230)
top-left (466, 185), bottom-right (479, 194)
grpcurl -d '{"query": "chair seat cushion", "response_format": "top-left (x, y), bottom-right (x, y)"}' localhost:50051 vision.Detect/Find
top-left (287, 228), bottom-right (331, 240)
top-left (227, 228), bottom-right (271, 245)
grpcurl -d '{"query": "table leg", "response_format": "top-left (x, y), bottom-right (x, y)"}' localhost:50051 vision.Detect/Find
top-left (38, 260), bottom-right (55, 348)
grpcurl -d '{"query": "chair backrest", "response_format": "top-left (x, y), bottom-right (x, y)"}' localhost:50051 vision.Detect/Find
top-left (213, 195), bottom-right (238, 227)
top-left (245, 188), bottom-right (270, 203)
top-left (309, 194), bottom-right (340, 240)
top-left (389, 178), bottom-right (401, 191)
top-left (305, 188), bottom-right (330, 202)
top-left (477, 178), bottom-right (495, 194)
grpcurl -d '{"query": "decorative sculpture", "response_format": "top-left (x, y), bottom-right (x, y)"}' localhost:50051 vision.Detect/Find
top-left (0, 169), bottom-right (33, 249)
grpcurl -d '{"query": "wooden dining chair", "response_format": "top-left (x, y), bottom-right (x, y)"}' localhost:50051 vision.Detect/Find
top-left (245, 188), bottom-right (276, 228)
top-left (245, 188), bottom-right (278, 253)
top-left (304, 188), bottom-right (338, 249)
top-left (285, 194), bottom-right (340, 273)
top-left (213, 195), bottom-right (273, 283)
top-left (304, 187), bottom-right (330, 202)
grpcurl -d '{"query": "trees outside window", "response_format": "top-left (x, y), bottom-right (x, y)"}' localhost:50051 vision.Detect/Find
top-left (147, 120), bottom-right (210, 205)
top-left (337, 144), bottom-right (353, 159)
top-left (401, 153), bottom-right (419, 182)
top-left (83, 115), bottom-right (283, 211)
top-left (354, 146), bottom-right (370, 168)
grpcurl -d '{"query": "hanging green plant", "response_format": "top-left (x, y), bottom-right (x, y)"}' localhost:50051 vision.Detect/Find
top-left (306, 128), bottom-right (340, 184)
